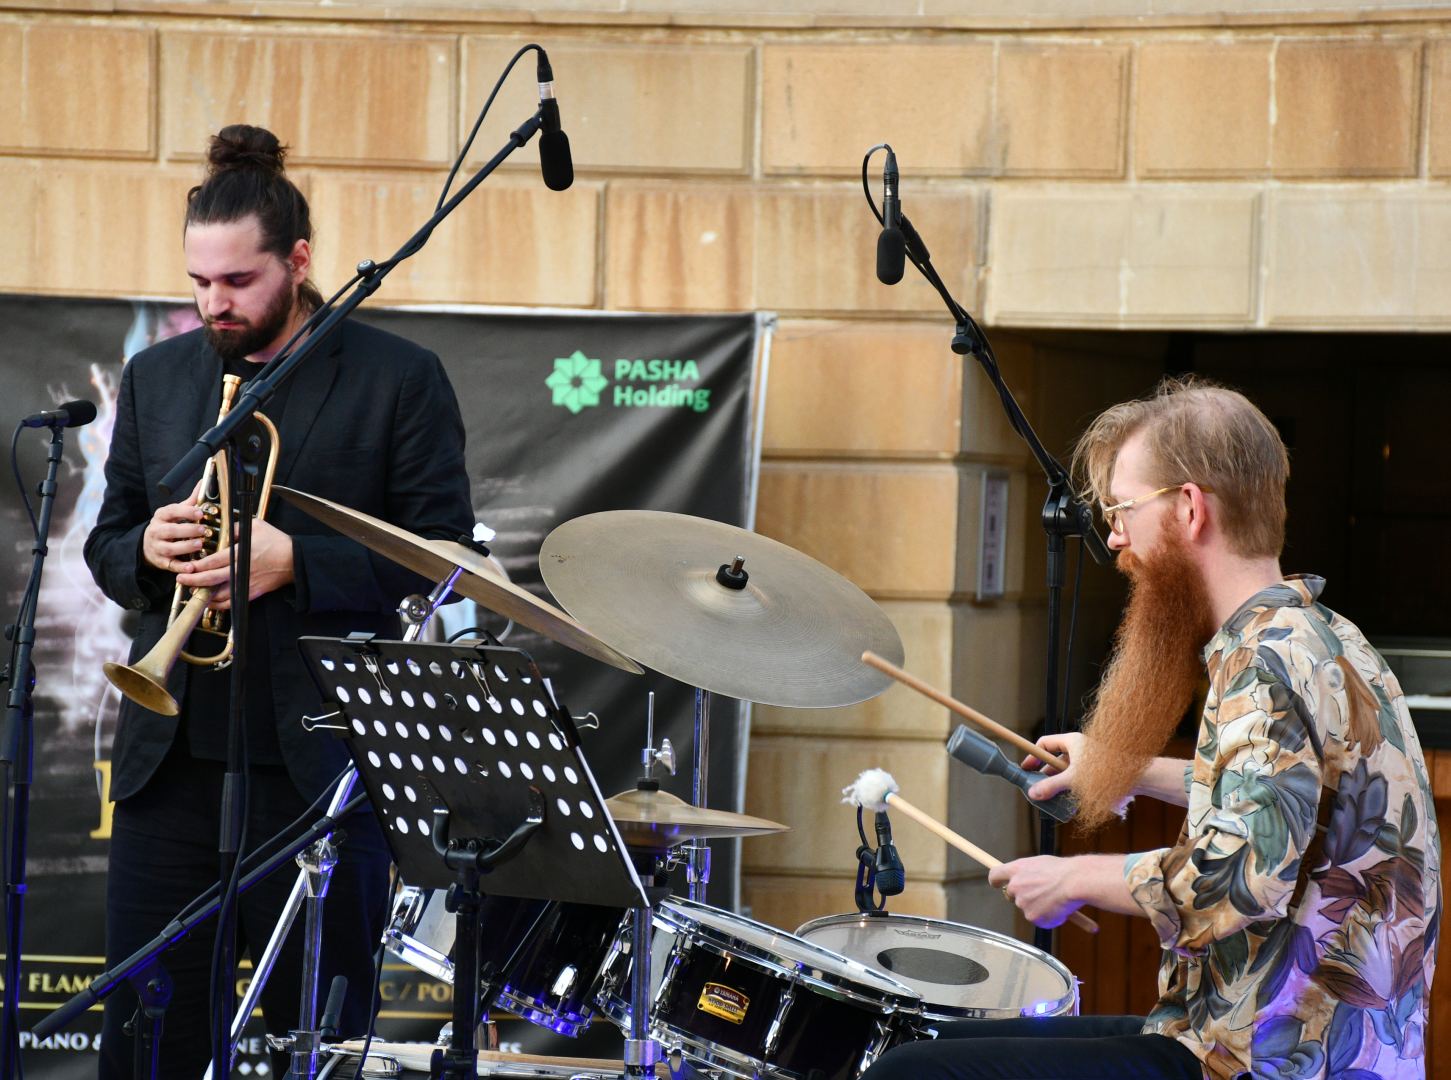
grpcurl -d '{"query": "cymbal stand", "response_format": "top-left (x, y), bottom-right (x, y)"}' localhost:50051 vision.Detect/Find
top-left (209, 566), bottom-right (468, 1079)
top-left (687, 688), bottom-right (711, 903)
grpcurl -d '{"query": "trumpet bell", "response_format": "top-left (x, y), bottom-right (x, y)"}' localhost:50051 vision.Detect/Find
top-left (102, 660), bottom-right (180, 717)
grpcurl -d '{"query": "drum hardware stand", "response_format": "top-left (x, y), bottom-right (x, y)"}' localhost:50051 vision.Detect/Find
top-left (860, 145), bottom-right (1113, 956)
top-left (688, 687), bottom-right (712, 903)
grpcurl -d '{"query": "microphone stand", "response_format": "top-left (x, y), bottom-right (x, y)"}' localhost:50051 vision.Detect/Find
top-left (863, 153), bottom-right (1112, 956)
top-left (144, 102), bottom-right (555, 1078)
top-left (0, 423), bottom-right (70, 1080)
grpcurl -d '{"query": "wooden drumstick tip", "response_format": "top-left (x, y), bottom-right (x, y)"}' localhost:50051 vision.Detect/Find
top-left (861, 650), bottom-right (1070, 774)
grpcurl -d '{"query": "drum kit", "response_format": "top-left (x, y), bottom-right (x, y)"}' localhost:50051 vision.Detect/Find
top-left (214, 490), bottom-right (1084, 1080)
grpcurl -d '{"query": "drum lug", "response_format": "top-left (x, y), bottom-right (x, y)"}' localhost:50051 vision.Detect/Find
top-left (762, 985), bottom-right (796, 1060)
top-left (550, 963), bottom-right (578, 998)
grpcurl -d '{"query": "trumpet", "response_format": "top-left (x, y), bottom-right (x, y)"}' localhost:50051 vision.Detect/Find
top-left (104, 374), bottom-right (279, 716)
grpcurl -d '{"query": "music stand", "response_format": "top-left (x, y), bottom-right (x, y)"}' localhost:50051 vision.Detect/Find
top-left (298, 636), bottom-right (649, 1079)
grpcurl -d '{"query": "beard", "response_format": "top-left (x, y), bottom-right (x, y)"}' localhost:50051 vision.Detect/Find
top-left (202, 276), bottom-right (295, 362)
top-left (1070, 530), bottom-right (1217, 833)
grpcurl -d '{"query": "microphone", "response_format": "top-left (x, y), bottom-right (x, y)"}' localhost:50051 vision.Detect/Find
top-left (946, 724), bottom-right (1077, 824)
top-left (536, 51), bottom-right (574, 192)
top-left (872, 810), bottom-right (905, 895)
top-left (319, 975), bottom-right (348, 1039)
top-left (875, 148), bottom-right (906, 285)
top-left (22, 400), bottom-right (97, 430)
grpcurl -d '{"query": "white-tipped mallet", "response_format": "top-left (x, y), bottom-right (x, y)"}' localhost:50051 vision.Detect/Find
top-left (842, 768), bottom-right (1098, 935)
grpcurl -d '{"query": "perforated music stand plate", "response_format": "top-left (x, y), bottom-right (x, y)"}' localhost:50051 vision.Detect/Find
top-left (299, 637), bottom-right (646, 909)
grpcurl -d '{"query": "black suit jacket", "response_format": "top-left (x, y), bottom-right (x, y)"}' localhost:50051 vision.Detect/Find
top-left (85, 319), bottom-right (474, 802)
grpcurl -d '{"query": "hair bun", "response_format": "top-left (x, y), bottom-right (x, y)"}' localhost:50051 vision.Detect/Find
top-left (206, 124), bottom-right (287, 175)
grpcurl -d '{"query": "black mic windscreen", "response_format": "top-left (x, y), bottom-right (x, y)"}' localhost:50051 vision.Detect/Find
top-left (541, 130), bottom-right (574, 191)
top-left (61, 399), bottom-right (98, 428)
top-left (876, 227), bottom-right (906, 285)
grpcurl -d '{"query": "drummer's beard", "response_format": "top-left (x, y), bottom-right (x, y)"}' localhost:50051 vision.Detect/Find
top-left (1070, 531), bottom-right (1215, 834)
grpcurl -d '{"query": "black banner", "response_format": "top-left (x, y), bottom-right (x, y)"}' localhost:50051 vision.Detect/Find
top-left (0, 295), bottom-right (763, 1076)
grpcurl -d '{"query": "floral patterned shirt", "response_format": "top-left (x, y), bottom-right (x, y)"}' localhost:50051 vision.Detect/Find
top-left (1126, 576), bottom-right (1440, 1080)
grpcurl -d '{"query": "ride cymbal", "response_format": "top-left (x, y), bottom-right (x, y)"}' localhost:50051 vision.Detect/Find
top-left (605, 787), bottom-right (788, 850)
top-left (275, 486), bottom-right (642, 674)
top-left (539, 511), bottom-right (902, 707)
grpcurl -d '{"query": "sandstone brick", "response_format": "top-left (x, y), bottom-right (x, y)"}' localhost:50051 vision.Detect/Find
top-left (1272, 40), bottom-right (1420, 178)
top-left (161, 31), bottom-right (454, 167)
top-left (0, 23), bottom-right (153, 157)
top-left (755, 461), bottom-right (962, 599)
top-left (761, 43), bottom-right (995, 177)
top-left (762, 320), bottom-right (963, 458)
top-left (604, 184), bottom-right (754, 311)
top-left (753, 184), bottom-right (979, 316)
top-left (308, 173), bottom-right (600, 306)
top-left (742, 734), bottom-right (949, 877)
top-left (1425, 43), bottom-right (1451, 178)
top-left (0, 160), bottom-right (195, 296)
top-left (1264, 189), bottom-right (1451, 328)
top-left (1135, 42), bottom-right (1272, 178)
top-left (986, 188), bottom-right (1258, 327)
top-left (996, 43), bottom-right (1128, 177)
top-left (462, 39), bottom-right (753, 175)
top-left (605, 182), bottom-right (978, 315)
top-left (753, 600), bottom-right (955, 741)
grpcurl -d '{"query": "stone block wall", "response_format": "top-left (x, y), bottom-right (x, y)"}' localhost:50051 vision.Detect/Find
top-left (3, 1), bottom-right (1448, 935)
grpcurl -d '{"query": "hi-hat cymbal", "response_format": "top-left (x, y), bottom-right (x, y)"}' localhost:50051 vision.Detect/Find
top-left (275, 486), bottom-right (642, 674)
top-left (605, 787), bottom-right (788, 850)
top-left (539, 511), bottom-right (903, 708)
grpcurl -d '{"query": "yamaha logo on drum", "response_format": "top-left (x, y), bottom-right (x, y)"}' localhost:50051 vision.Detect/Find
top-left (697, 982), bottom-right (750, 1024)
top-left (892, 928), bottom-right (944, 940)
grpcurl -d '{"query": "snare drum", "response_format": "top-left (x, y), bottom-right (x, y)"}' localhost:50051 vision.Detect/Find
top-left (795, 913), bottom-right (1078, 1022)
top-left (384, 886), bottom-right (622, 1037)
top-left (597, 898), bottom-right (921, 1080)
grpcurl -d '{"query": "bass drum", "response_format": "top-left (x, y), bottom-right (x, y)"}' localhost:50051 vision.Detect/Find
top-left (795, 913), bottom-right (1078, 1023)
top-left (596, 898), bottom-right (921, 1080)
top-left (384, 885), bottom-right (623, 1037)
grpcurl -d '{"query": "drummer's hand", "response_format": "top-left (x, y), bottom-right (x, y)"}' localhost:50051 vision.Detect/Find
top-left (175, 519), bottom-right (294, 610)
top-left (989, 856), bottom-right (1084, 929)
top-left (142, 491), bottom-right (208, 574)
top-left (1021, 731), bottom-right (1083, 802)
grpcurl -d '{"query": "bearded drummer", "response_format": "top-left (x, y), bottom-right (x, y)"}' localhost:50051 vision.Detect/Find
top-left (862, 377), bottom-right (1438, 1080)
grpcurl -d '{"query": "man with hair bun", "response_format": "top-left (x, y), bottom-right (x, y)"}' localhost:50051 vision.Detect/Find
top-left (85, 124), bottom-right (474, 1078)
top-left (861, 377), bottom-right (1438, 1079)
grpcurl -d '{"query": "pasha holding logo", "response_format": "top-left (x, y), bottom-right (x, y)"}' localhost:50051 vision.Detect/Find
top-left (545, 351), bottom-right (713, 415)
top-left (613, 357), bottom-right (711, 413)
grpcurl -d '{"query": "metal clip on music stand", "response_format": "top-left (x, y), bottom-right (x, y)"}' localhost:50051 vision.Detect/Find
top-left (298, 636), bottom-right (654, 1080)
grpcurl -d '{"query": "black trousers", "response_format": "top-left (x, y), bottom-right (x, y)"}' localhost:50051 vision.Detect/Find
top-left (99, 749), bottom-right (392, 1080)
top-left (860, 1015), bottom-right (1204, 1080)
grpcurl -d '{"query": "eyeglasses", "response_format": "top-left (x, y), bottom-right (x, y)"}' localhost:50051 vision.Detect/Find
top-left (1100, 483), bottom-right (1214, 535)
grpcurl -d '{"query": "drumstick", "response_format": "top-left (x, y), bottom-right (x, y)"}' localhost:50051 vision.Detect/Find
top-left (862, 651), bottom-right (1069, 774)
top-left (842, 769), bottom-right (1099, 935)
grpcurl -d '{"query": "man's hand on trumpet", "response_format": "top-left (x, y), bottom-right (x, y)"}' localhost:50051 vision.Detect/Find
top-left (141, 495), bottom-right (209, 574)
top-left (174, 518), bottom-right (295, 610)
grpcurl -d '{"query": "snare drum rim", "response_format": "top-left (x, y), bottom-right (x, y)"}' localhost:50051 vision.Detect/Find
top-left (794, 912), bottom-right (1079, 1020)
top-left (660, 900), bottom-right (921, 1012)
